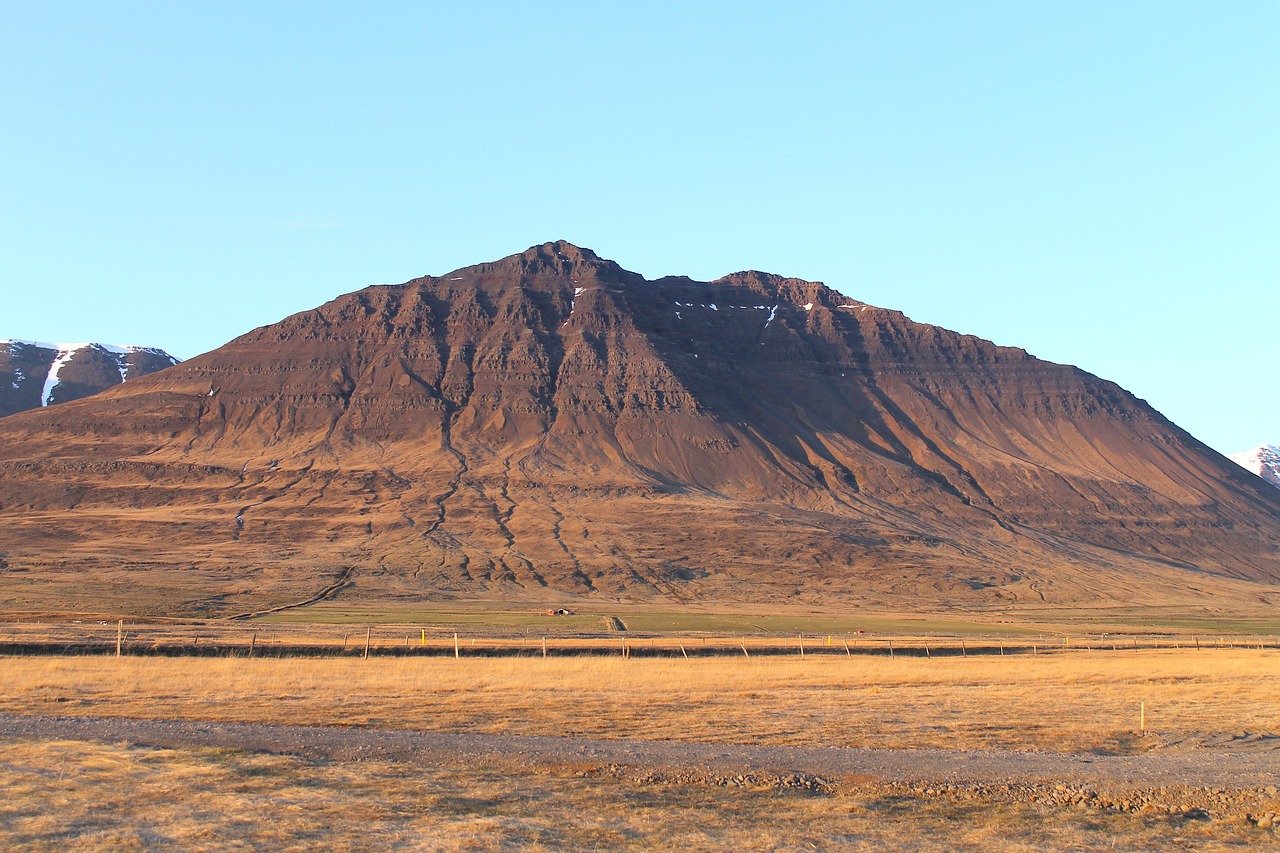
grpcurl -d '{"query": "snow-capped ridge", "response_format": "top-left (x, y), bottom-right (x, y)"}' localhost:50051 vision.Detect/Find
top-left (2, 339), bottom-right (181, 414)
top-left (3, 339), bottom-right (177, 358)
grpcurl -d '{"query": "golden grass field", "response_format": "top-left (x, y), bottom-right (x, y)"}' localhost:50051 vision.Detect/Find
top-left (3, 649), bottom-right (1277, 754)
top-left (2, 648), bottom-right (1278, 850)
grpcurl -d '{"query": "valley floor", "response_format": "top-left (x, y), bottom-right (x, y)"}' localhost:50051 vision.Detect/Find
top-left (1, 650), bottom-right (1278, 850)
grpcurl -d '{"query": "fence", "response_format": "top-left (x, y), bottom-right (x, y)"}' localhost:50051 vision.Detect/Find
top-left (0, 621), bottom-right (1274, 659)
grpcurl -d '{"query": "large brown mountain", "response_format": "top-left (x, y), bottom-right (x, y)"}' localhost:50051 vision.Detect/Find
top-left (1, 241), bottom-right (1278, 618)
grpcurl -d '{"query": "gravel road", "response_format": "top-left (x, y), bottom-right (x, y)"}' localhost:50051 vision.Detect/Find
top-left (2, 712), bottom-right (1277, 792)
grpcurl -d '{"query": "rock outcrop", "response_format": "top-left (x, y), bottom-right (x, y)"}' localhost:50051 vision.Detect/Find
top-left (0, 242), bottom-right (1277, 617)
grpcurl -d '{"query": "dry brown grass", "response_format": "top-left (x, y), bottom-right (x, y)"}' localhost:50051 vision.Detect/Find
top-left (0, 739), bottom-right (1267, 852)
top-left (2, 649), bottom-right (1277, 754)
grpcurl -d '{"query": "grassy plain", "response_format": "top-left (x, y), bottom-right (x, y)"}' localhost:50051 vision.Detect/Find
top-left (2, 649), bottom-right (1277, 754)
top-left (2, 648), bottom-right (1279, 849)
top-left (252, 599), bottom-right (1280, 638)
top-left (252, 602), bottom-right (1046, 636)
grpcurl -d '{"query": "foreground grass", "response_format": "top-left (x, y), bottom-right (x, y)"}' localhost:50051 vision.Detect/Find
top-left (2, 649), bottom-right (1277, 754)
top-left (0, 740), bottom-right (1268, 852)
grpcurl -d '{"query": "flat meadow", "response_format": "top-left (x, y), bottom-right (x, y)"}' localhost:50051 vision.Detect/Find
top-left (1, 627), bottom-right (1278, 850)
top-left (3, 649), bottom-right (1278, 754)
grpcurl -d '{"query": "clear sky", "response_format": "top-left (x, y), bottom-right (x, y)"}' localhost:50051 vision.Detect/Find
top-left (2, 2), bottom-right (1276, 455)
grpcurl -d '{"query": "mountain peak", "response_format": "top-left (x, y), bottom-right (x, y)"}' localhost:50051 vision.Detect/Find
top-left (521, 240), bottom-right (600, 263)
top-left (442, 240), bottom-right (626, 285)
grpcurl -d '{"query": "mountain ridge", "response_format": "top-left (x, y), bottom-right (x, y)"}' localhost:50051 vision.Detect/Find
top-left (1, 339), bottom-right (180, 418)
top-left (0, 241), bottom-right (1277, 618)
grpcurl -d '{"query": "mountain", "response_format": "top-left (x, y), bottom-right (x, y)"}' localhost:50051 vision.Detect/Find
top-left (1229, 444), bottom-right (1280, 488)
top-left (1, 241), bottom-right (1278, 618)
top-left (1, 340), bottom-right (180, 418)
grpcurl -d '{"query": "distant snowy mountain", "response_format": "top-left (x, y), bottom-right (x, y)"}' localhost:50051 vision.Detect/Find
top-left (1, 339), bottom-right (180, 418)
top-left (1228, 444), bottom-right (1280, 488)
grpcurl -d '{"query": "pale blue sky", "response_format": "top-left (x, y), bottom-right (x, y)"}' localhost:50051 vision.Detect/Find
top-left (2, 2), bottom-right (1276, 454)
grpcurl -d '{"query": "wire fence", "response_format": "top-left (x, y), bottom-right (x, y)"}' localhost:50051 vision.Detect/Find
top-left (0, 621), bottom-right (1274, 659)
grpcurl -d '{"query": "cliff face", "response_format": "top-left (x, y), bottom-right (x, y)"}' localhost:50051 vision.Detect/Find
top-left (1, 242), bottom-right (1278, 617)
top-left (0, 340), bottom-right (179, 417)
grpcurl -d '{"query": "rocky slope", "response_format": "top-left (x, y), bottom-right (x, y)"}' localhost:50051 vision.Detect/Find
top-left (0, 340), bottom-right (179, 418)
top-left (1229, 444), bottom-right (1280, 488)
top-left (0, 242), bottom-right (1278, 617)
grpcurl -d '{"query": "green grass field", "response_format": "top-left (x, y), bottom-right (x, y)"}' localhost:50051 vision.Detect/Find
top-left (252, 603), bottom-right (1052, 636)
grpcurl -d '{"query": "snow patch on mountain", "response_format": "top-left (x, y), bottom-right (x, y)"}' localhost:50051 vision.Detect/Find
top-left (41, 348), bottom-right (80, 406)
top-left (1228, 444), bottom-right (1280, 488)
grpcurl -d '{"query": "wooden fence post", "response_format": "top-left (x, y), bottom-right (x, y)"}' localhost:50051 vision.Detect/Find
top-left (116, 620), bottom-right (123, 657)
top-left (454, 632), bottom-right (460, 659)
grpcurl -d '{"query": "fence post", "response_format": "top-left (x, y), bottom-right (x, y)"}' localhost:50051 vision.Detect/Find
top-left (116, 620), bottom-right (123, 657)
top-left (454, 632), bottom-right (460, 659)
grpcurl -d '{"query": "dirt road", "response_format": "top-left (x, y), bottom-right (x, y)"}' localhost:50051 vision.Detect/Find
top-left (2, 712), bottom-right (1277, 792)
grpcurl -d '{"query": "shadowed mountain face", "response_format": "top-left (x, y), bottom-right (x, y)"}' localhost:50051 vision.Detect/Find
top-left (1, 241), bottom-right (1278, 617)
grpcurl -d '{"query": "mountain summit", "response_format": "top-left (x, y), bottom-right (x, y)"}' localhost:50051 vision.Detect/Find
top-left (1, 242), bottom-right (1278, 617)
